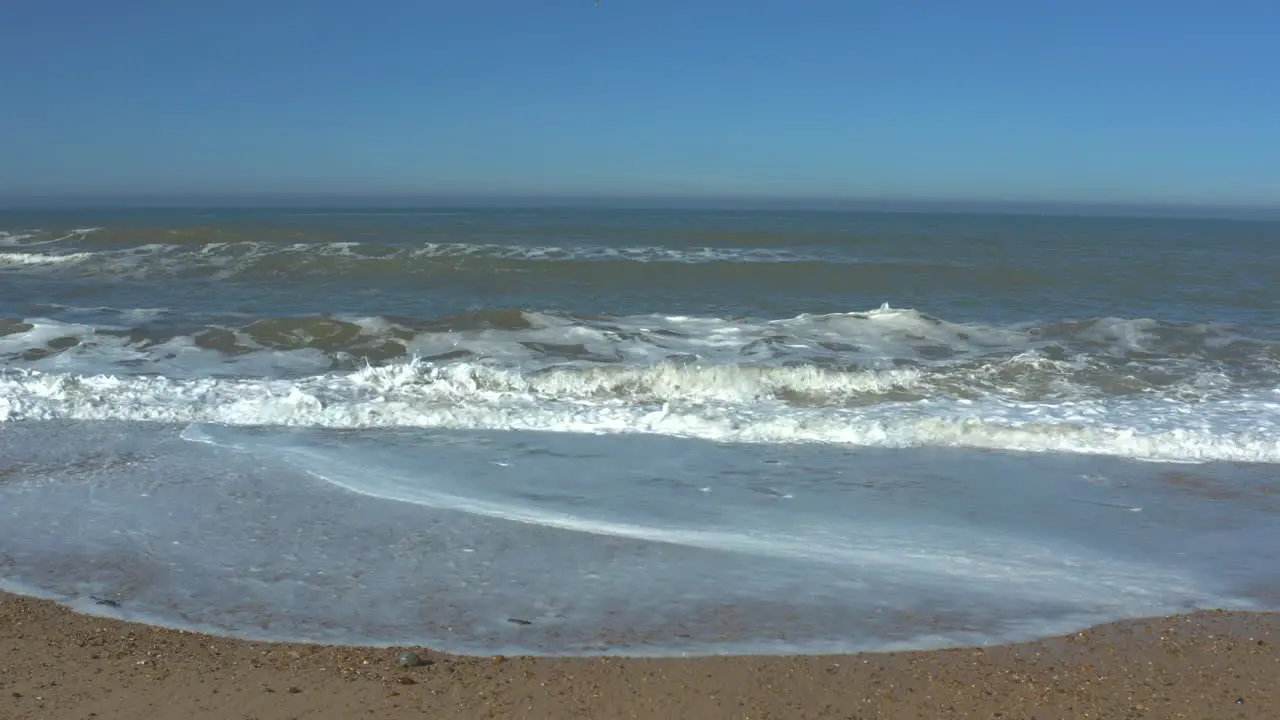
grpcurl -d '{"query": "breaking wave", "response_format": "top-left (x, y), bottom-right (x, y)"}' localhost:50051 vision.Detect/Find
top-left (1, 304), bottom-right (1276, 463)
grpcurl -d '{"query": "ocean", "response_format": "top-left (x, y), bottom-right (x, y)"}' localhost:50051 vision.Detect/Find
top-left (1, 206), bottom-right (1277, 656)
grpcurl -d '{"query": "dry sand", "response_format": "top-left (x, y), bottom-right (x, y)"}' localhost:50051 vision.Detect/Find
top-left (1, 592), bottom-right (1275, 719)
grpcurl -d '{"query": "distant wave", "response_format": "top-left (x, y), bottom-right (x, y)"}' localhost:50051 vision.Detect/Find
top-left (0, 239), bottom-right (842, 279)
top-left (3, 305), bottom-right (1276, 392)
top-left (0, 228), bottom-right (101, 247)
top-left (0, 251), bottom-right (93, 266)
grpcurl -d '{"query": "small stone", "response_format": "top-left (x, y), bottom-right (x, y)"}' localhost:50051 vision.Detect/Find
top-left (11, 692), bottom-right (21, 699)
top-left (490, 655), bottom-right (506, 665)
top-left (507, 617), bottom-right (532, 625)
top-left (397, 676), bottom-right (417, 685)
top-left (397, 651), bottom-right (429, 668)
top-left (287, 687), bottom-right (302, 694)
top-left (1236, 697), bottom-right (1245, 704)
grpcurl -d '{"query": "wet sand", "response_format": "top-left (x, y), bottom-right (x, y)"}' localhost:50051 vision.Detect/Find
top-left (1, 592), bottom-right (1275, 719)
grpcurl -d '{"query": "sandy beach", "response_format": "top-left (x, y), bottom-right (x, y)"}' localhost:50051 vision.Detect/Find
top-left (1, 592), bottom-right (1274, 719)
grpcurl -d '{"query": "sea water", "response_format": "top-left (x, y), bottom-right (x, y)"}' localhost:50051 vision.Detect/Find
top-left (1, 207), bottom-right (1277, 656)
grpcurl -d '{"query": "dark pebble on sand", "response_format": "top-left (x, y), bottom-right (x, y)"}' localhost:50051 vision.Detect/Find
top-left (507, 617), bottom-right (533, 625)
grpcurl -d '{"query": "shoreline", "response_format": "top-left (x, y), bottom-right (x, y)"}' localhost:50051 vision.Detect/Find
top-left (3, 591), bottom-right (1276, 719)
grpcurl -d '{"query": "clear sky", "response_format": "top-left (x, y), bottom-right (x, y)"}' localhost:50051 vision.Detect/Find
top-left (2, 1), bottom-right (1277, 206)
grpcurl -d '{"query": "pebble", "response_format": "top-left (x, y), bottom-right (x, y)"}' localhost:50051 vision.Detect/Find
top-left (397, 651), bottom-right (429, 668)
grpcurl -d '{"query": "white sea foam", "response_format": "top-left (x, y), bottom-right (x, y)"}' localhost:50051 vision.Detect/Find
top-left (406, 242), bottom-right (825, 263)
top-left (0, 237), bottom-right (848, 279)
top-left (2, 362), bottom-right (1278, 462)
top-left (0, 251), bottom-right (94, 266)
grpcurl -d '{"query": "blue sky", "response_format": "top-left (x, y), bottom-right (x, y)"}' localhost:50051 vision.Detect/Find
top-left (2, 1), bottom-right (1277, 205)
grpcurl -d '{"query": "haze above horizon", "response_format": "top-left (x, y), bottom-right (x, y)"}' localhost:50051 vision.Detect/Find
top-left (2, 1), bottom-right (1277, 208)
